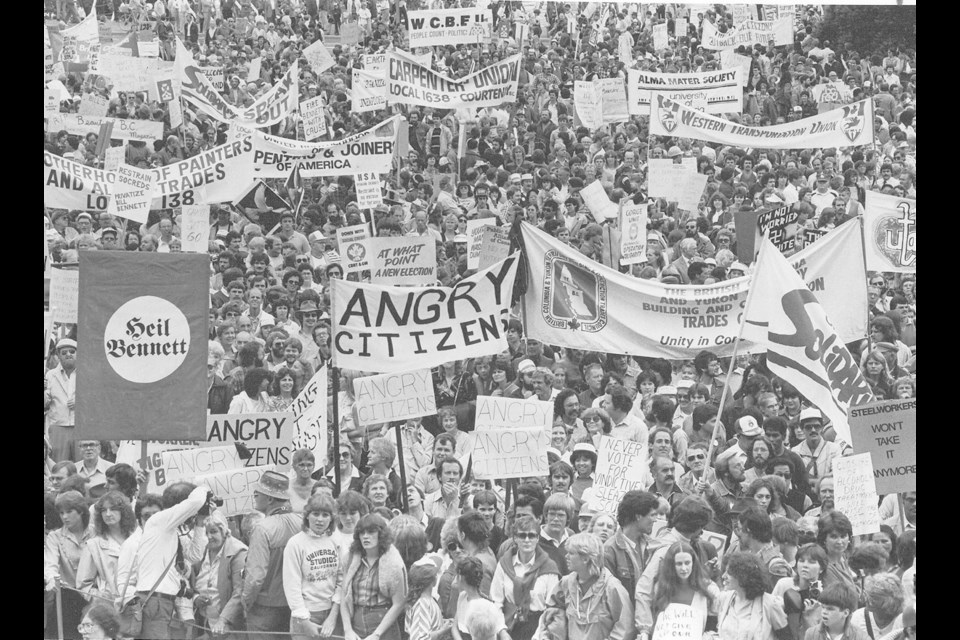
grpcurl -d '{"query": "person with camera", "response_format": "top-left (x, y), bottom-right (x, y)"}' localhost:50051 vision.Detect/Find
top-left (773, 543), bottom-right (831, 639)
top-left (193, 511), bottom-right (248, 638)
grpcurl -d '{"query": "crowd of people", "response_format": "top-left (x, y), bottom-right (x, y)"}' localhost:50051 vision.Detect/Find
top-left (45, 1), bottom-right (916, 639)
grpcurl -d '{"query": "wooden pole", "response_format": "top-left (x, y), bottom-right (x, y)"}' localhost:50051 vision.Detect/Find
top-left (395, 423), bottom-right (409, 512)
top-left (330, 286), bottom-right (342, 497)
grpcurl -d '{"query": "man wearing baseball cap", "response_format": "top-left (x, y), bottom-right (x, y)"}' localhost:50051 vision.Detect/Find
top-left (791, 408), bottom-right (843, 491)
top-left (242, 470), bottom-right (302, 638)
top-left (45, 338), bottom-right (77, 461)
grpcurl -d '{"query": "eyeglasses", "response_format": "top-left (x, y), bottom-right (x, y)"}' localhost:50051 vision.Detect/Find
top-left (296, 258), bottom-right (310, 264)
top-left (339, 452), bottom-right (352, 459)
top-left (515, 532), bottom-right (538, 540)
top-left (677, 394), bottom-right (690, 401)
top-left (79, 442), bottom-right (100, 449)
top-left (687, 453), bottom-right (706, 461)
top-left (225, 312), bottom-right (239, 318)
top-left (546, 511), bottom-right (567, 521)
top-left (301, 312), bottom-right (318, 319)
top-left (446, 542), bottom-right (462, 552)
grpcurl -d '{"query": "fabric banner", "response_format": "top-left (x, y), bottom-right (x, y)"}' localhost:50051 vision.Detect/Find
top-left (701, 16), bottom-right (793, 50)
top-left (588, 435), bottom-right (649, 515)
top-left (331, 254), bottom-right (519, 372)
top-left (353, 67), bottom-right (388, 113)
top-left (743, 237), bottom-right (875, 447)
top-left (303, 39), bottom-right (336, 76)
top-left (176, 39), bottom-right (298, 128)
top-left (151, 137), bottom-right (256, 208)
top-left (386, 50), bottom-right (520, 109)
top-left (289, 367), bottom-right (329, 467)
top-left (650, 94), bottom-right (875, 149)
top-left (367, 236), bottom-right (437, 286)
top-left (45, 25), bottom-right (56, 83)
top-left (251, 115), bottom-right (400, 179)
top-left (833, 454), bottom-right (882, 537)
top-left (628, 68), bottom-right (744, 115)
top-left (46, 113), bottom-right (165, 143)
top-left (863, 192), bottom-right (916, 273)
top-left (407, 8), bottom-right (493, 47)
top-left (107, 164), bottom-right (155, 224)
top-left (204, 412), bottom-right (296, 470)
top-left (76, 252), bottom-right (209, 440)
top-left (520, 220), bottom-right (866, 359)
top-left (353, 369), bottom-right (437, 426)
top-left (61, 7), bottom-right (100, 66)
top-left (180, 205), bottom-right (211, 253)
top-left (471, 396), bottom-right (551, 480)
top-left (619, 203), bottom-right (648, 265)
top-left (300, 95), bottom-right (328, 141)
top-left (848, 398), bottom-right (916, 494)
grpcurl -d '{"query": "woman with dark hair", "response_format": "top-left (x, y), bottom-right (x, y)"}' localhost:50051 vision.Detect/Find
top-left (745, 476), bottom-right (802, 521)
top-left (647, 541), bottom-right (720, 635)
top-left (228, 367), bottom-right (272, 413)
top-left (453, 555), bottom-right (510, 640)
top-left (869, 525), bottom-right (899, 569)
top-left (45, 491), bottom-right (93, 639)
top-left (406, 561), bottom-right (445, 640)
top-left (77, 491), bottom-right (136, 602)
top-left (773, 543), bottom-right (830, 639)
top-left (288, 448), bottom-right (318, 512)
top-left (389, 515), bottom-right (429, 569)
top-left (863, 316), bottom-right (912, 371)
top-left (284, 494), bottom-right (343, 640)
top-left (579, 407), bottom-right (613, 444)
top-left (340, 514), bottom-right (407, 640)
top-left (335, 490), bottom-right (371, 556)
top-left (268, 366), bottom-right (300, 411)
top-left (362, 474), bottom-right (394, 512)
top-left (716, 552), bottom-right (790, 639)
top-left (77, 602), bottom-right (121, 640)
top-left (818, 512), bottom-right (859, 597)
top-left (688, 403), bottom-right (723, 450)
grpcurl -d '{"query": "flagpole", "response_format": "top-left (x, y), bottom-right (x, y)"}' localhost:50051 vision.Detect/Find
top-left (858, 215), bottom-right (874, 355)
top-left (330, 287), bottom-right (342, 497)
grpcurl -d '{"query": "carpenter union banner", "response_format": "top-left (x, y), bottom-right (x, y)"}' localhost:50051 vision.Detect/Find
top-left (386, 49), bottom-right (520, 109)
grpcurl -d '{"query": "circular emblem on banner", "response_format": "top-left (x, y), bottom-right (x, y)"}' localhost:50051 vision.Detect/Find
top-left (628, 222), bottom-right (640, 241)
top-left (103, 296), bottom-right (191, 383)
top-left (347, 242), bottom-right (366, 262)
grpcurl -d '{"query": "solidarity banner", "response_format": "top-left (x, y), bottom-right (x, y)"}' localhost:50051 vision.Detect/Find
top-left (352, 67), bottom-right (388, 113)
top-left (407, 8), bottom-right (493, 47)
top-left (46, 113), bottom-right (165, 143)
top-left (848, 399), bottom-right (916, 494)
top-left (176, 39), bottom-right (298, 128)
top-left (743, 238), bottom-right (875, 446)
top-left (251, 115), bottom-right (400, 178)
top-left (520, 220), bottom-right (866, 359)
top-left (77, 252), bottom-right (209, 440)
top-left (331, 254), bottom-right (519, 372)
top-left (366, 236), bottom-right (437, 286)
top-left (863, 192), bottom-right (916, 273)
top-left (386, 50), bottom-right (520, 109)
top-left (204, 412), bottom-right (296, 470)
top-left (701, 16), bottom-right (793, 50)
top-left (353, 369), bottom-right (437, 426)
top-left (151, 137), bottom-right (256, 208)
top-left (44, 152), bottom-right (115, 212)
top-left (471, 396), bottom-right (551, 480)
top-left (628, 68), bottom-right (744, 114)
top-left (650, 95), bottom-right (875, 149)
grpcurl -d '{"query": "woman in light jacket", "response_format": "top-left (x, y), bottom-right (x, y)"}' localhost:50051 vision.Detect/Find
top-left (195, 511), bottom-right (248, 637)
top-left (77, 491), bottom-right (136, 602)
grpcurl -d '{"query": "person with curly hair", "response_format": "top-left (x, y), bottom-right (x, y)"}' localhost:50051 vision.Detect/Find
top-left (406, 562), bottom-right (447, 640)
top-left (77, 491), bottom-right (136, 601)
top-left (716, 552), bottom-right (790, 639)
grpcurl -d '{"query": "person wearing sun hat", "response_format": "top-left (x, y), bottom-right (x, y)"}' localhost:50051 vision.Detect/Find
top-left (45, 338), bottom-right (78, 461)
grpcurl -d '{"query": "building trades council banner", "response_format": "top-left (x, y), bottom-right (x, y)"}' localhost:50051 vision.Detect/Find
top-left (386, 49), bottom-right (521, 109)
top-left (650, 94), bottom-right (875, 149)
top-left (76, 252), bottom-right (209, 441)
top-left (406, 7), bottom-right (493, 48)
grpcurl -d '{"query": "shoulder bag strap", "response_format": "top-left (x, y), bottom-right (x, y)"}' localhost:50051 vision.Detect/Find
top-left (139, 549), bottom-right (180, 606)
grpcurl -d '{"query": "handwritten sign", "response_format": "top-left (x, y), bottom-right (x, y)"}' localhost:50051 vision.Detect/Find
top-left (203, 412), bottom-right (295, 470)
top-left (194, 465), bottom-right (270, 516)
top-left (833, 453), bottom-right (882, 536)
top-left (103, 146), bottom-right (125, 171)
top-left (652, 602), bottom-right (698, 640)
top-left (353, 369), bottom-right (436, 426)
top-left (849, 399), bottom-right (917, 494)
top-left (354, 172), bottom-right (383, 209)
top-left (107, 164), bottom-right (155, 224)
top-left (180, 205), bottom-right (210, 253)
top-left (78, 93), bottom-right (109, 117)
top-left (652, 23), bottom-right (669, 50)
top-left (115, 440), bottom-right (198, 492)
top-left (588, 435), bottom-right (649, 514)
top-left (471, 396), bottom-right (551, 479)
top-left (303, 40), bottom-right (336, 75)
top-left (289, 367), bottom-right (329, 467)
top-left (300, 95), bottom-right (328, 141)
top-left (158, 445), bottom-right (243, 494)
top-left (620, 203), bottom-right (648, 265)
top-left (50, 268), bottom-right (79, 324)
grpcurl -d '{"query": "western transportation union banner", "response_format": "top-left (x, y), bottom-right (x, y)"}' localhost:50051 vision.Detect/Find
top-left (628, 68), bottom-right (744, 115)
top-left (520, 220), bottom-right (866, 359)
top-left (701, 16), bottom-right (793, 50)
top-left (386, 49), bottom-right (520, 109)
top-left (331, 254), bottom-right (519, 372)
top-left (650, 94), bottom-right (874, 149)
top-left (407, 7), bottom-right (493, 47)
top-left (251, 115), bottom-right (400, 178)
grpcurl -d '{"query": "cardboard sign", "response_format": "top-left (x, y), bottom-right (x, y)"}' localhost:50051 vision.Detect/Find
top-left (588, 435), bottom-right (649, 514)
top-left (300, 95), bottom-right (328, 142)
top-left (180, 205), bottom-right (210, 253)
top-left (194, 465), bottom-right (270, 516)
top-left (353, 369), bottom-right (437, 426)
top-left (471, 396), bottom-right (551, 479)
top-left (619, 203), bottom-right (648, 266)
top-left (103, 146), bottom-right (125, 171)
top-left (107, 164), bottom-right (156, 224)
top-left (50, 267), bottom-right (79, 324)
top-left (303, 40), bottom-right (336, 75)
top-left (580, 180), bottom-right (618, 221)
top-left (203, 412), bottom-right (295, 470)
top-left (78, 93), bottom-right (109, 117)
top-left (477, 226), bottom-right (511, 271)
top-left (652, 602), bottom-right (698, 639)
top-left (849, 399), bottom-right (917, 494)
top-left (367, 236), bottom-right (437, 286)
top-left (198, 66), bottom-right (225, 92)
top-left (158, 445), bottom-right (243, 494)
top-left (337, 223), bottom-right (372, 273)
top-left (115, 440), bottom-right (198, 490)
top-left (833, 453), bottom-right (882, 536)
top-left (354, 172), bottom-right (383, 209)
top-left (290, 367), bottom-right (329, 468)
top-left (647, 159), bottom-right (693, 201)
top-left (466, 219), bottom-right (501, 270)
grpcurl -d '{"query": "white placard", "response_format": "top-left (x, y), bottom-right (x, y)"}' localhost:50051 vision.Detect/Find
top-left (50, 268), bottom-right (80, 324)
top-left (180, 205), bottom-right (210, 253)
top-left (353, 369), bottom-right (436, 426)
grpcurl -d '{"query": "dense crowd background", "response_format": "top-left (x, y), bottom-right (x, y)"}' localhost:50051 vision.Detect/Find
top-left (44, 1), bottom-right (916, 639)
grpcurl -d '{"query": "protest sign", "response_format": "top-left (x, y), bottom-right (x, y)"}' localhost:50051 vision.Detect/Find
top-left (719, 49), bottom-right (754, 77)
top-left (477, 226), bottom-right (511, 271)
top-left (103, 146), bottom-right (125, 171)
top-left (180, 205), bottom-right (210, 253)
top-left (194, 465), bottom-right (270, 516)
top-left (137, 38), bottom-right (160, 58)
top-left (289, 367), bottom-right (329, 467)
top-left (247, 57), bottom-right (262, 82)
top-left (367, 236), bottom-right (437, 286)
top-left (471, 396), bottom-right (551, 480)
top-left (44, 90), bottom-right (60, 116)
top-left (251, 115), bottom-right (400, 179)
top-left (77, 253), bottom-right (209, 440)
top-left (619, 203), bottom-right (648, 265)
top-left (757, 205), bottom-right (800, 255)
top-left (386, 50), bottom-right (520, 109)
top-left (650, 95), bottom-right (874, 149)
top-left (98, 54), bottom-right (173, 93)
top-left (303, 39), bottom-right (336, 75)
top-left (354, 172), bottom-right (383, 209)
top-left (730, 4), bottom-right (757, 24)
top-left (50, 267), bottom-right (79, 324)
top-left (363, 54), bottom-right (386, 76)
top-left (78, 93), bottom-right (109, 117)
top-left (801, 227), bottom-right (829, 249)
top-left (107, 163), bottom-right (156, 224)
top-left (46, 113), bottom-right (165, 143)
top-left (674, 17), bottom-right (688, 37)
top-left (337, 223), bottom-right (372, 273)
top-left (812, 81), bottom-right (854, 108)
top-left (205, 412), bottom-right (295, 470)
top-left (863, 192), bottom-right (916, 273)
top-left (197, 66), bottom-right (225, 91)
top-left (597, 77), bottom-right (630, 123)
top-left (701, 17), bottom-right (793, 49)
top-left (45, 25), bottom-right (56, 82)
top-left (61, 9), bottom-right (99, 65)
top-left (574, 81), bottom-right (604, 130)
top-left (647, 159), bottom-right (692, 200)
top-left (332, 255), bottom-right (519, 372)
top-left (115, 440), bottom-right (197, 490)
top-left (521, 220), bottom-right (866, 358)
top-left (676, 172), bottom-right (709, 212)
top-left (467, 219), bottom-right (505, 270)
top-left (652, 603), bottom-right (698, 640)
top-left (407, 8), bottom-right (492, 47)
top-left (353, 369), bottom-right (436, 426)
top-left (628, 68), bottom-right (744, 115)
top-left (588, 436), bottom-right (649, 514)
top-left (353, 67), bottom-right (388, 113)
top-left (849, 399), bottom-right (917, 495)
top-left (150, 137), bottom-right (256, 209)
top-left (652, 23), bottom-right (668, 50)
top-left (341, 22), bottom-right (360, 46)
top-left (580, 180), bottom-right (618, 221)
top-left (157, 445), bottom-right (243, 494)
top-left (833, 453), bottom-right (882, 536)
top-left (299, 95), bottom-right (328, 141)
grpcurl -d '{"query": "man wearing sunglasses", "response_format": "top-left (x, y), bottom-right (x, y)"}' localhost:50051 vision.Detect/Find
top-left (45, 338), bottom-right (78, 462)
